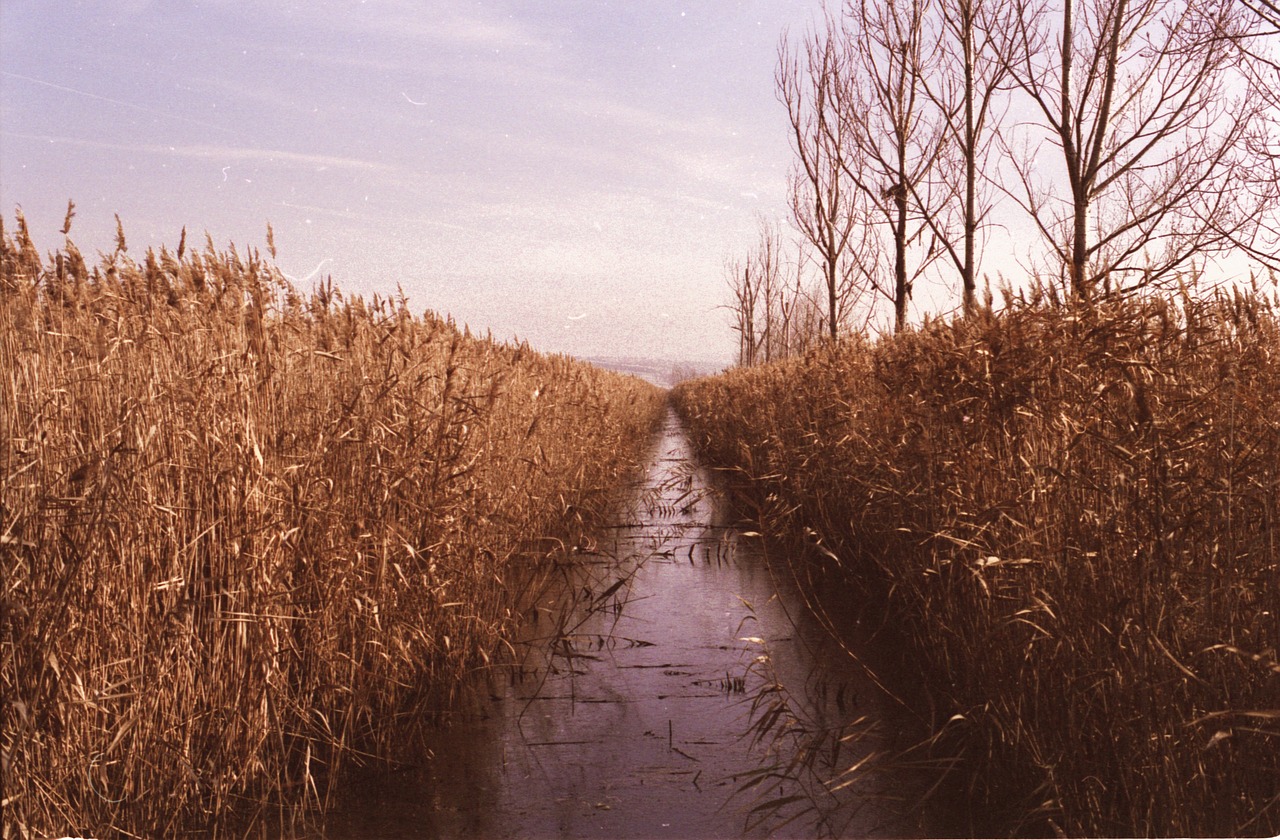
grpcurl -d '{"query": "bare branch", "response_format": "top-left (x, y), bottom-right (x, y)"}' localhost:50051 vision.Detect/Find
top-left (997, 0), bottom-right (1277, 299)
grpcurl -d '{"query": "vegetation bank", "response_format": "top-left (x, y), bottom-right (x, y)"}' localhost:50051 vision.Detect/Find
top-left (1, 212), bottom-right (665, 838)
top-left (674, 286), bottom-right (1279, 837)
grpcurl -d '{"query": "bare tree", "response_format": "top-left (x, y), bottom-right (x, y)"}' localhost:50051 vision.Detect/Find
top-left (1226, 0), bottom-right (1280, 266)
top-left (784, 277), bottom-right (832, 355)
top-left (726, 251), bottom-right (760, 367)
top-left (775, 237), bottom-right (846, 357)
top-left (727, 216), bottom-right (823, 366)
top-left (1240, 0), bottom-right (1280, 29)
top-left (724, 222), bottom-right (838, 367)
top-left (778, 22), bottom-right (875, 341)
top-left (997, 0), bottom-right (1278, 301)
top-left (918, 0), bottom-right (1017, 314)
top-left (833, 0), bottom-right (950, 331)
top-left (726, 218), bottom-right (786, 366)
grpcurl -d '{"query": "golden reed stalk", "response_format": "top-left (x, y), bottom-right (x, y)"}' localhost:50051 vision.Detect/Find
top-left (1, 211), bottom-right (665, 838)
top-left (675, 281), bottom-right (1280, 837)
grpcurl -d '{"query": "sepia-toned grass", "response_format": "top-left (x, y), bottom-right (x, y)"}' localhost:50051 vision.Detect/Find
top-left (0, 212), bottom-right (665, 839)
top-left (674, 281), bottom-right (1280, 837)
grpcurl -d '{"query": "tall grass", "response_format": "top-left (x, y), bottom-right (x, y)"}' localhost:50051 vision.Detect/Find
top-left (0, 211), bottom-right (665, 838)
top-left (674, 283), bottom-right (1280, 837)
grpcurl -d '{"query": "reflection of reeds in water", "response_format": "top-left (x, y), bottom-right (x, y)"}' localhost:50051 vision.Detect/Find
top-left (675, 285), bottom-right (1280, 838)
top-left (729, 589), bottom-right (937, 839)
top-left (0, 211), bottom-right (665, 839)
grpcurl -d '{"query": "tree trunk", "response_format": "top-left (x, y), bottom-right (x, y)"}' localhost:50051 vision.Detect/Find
top-left (1071, 195), bottom-right (1090, 303)
top-left (895, 186), bottom-right (909, 330)
top-left (962, 4), bottom-right (977, 315)
top-left (827, 219), bottom-right (839, 341)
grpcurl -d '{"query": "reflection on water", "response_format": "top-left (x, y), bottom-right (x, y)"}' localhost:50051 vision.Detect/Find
top-left (322, 409), bottom-right (927, 839)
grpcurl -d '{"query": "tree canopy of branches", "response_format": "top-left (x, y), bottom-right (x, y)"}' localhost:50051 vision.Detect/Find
top-left (834, 0), bottom-right (950, 331)
top-left (923, 0), bottom-right (1018, 313)
top-left (997, 0), bottom-right (1279, 299)
top-left (778, 23), bottom-right (875, 340)
top-left (727, 217), bottom-right (828, 366)
top-left (727, 0), bottom-right (1278, 362)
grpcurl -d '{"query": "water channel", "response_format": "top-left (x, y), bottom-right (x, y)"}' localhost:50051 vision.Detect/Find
top-left (322, 409), bottom-right (928, 838)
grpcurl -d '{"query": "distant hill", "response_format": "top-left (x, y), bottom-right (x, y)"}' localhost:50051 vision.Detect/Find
top-left (580, 356), bottom-right (722, 388)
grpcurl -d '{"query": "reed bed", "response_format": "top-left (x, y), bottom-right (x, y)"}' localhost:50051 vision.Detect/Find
top-left (0, 212), bottom-right (665, 839)
top-left (674, 284), bottom-right (1280, 837)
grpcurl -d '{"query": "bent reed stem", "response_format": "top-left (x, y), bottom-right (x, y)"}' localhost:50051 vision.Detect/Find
top-left (0, 214), bottom-right (666, 838)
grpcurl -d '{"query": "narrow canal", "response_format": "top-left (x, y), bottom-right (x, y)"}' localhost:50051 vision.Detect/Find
top-left (323, 409), bottom-right (927, 838)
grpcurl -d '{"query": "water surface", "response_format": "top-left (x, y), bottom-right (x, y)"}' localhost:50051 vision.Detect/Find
top-left (323, 409), bottom-right (926, 838)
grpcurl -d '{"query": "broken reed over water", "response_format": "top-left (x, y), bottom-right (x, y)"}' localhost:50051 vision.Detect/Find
top-left (675, 280), bottom-right (1280, 837)
top-left (0, 213), bottom-right (665, 839)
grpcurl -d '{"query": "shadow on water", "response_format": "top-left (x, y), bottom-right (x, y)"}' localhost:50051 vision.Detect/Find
top-left (320, 409), bottom-right (936, 839)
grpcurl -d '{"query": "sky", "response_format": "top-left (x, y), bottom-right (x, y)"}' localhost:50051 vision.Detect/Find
top-left (0, 1), bottom-right (825, 368)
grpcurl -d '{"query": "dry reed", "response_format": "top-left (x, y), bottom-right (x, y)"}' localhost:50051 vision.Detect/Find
top-left (674, 282), bottom-right (1280, 837)
top-left (0, 210), bottom-right (665, 839)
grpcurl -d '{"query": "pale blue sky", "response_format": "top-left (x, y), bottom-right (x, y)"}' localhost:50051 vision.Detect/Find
top-left (1, 1), bottom-right (820, 366)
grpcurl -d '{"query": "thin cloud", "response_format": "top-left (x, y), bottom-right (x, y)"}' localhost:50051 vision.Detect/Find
top-left (232, 1), bottom-right (555, 54)
top-left (419, 14), bottom-right (552, 50)
top-left (558, 92), bottom-right (737, 140)
top-left (173, 144), bottom-right (392, 172)
top-left (1, 70), bottom-right (235, 136)
top-left (0, 131), bottom-right (392, 173)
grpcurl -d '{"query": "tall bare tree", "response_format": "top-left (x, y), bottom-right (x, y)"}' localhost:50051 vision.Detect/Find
top-left (918, 0), bottom-right (1017, 314)
top-left (833, 0), bottom-right (950, 331)
top-left (778, 22), bottom-right (875, 340)
top-left (997, 0), bottom-right (1278, 301)
top-left (1226, 0), bottom-right (1280, 266)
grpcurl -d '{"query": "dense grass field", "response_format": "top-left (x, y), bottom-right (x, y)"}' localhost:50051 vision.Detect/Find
top-left (0, 214), bottom-right (665, 838)
top-left (674, 284), bottom-right (1280, 837)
